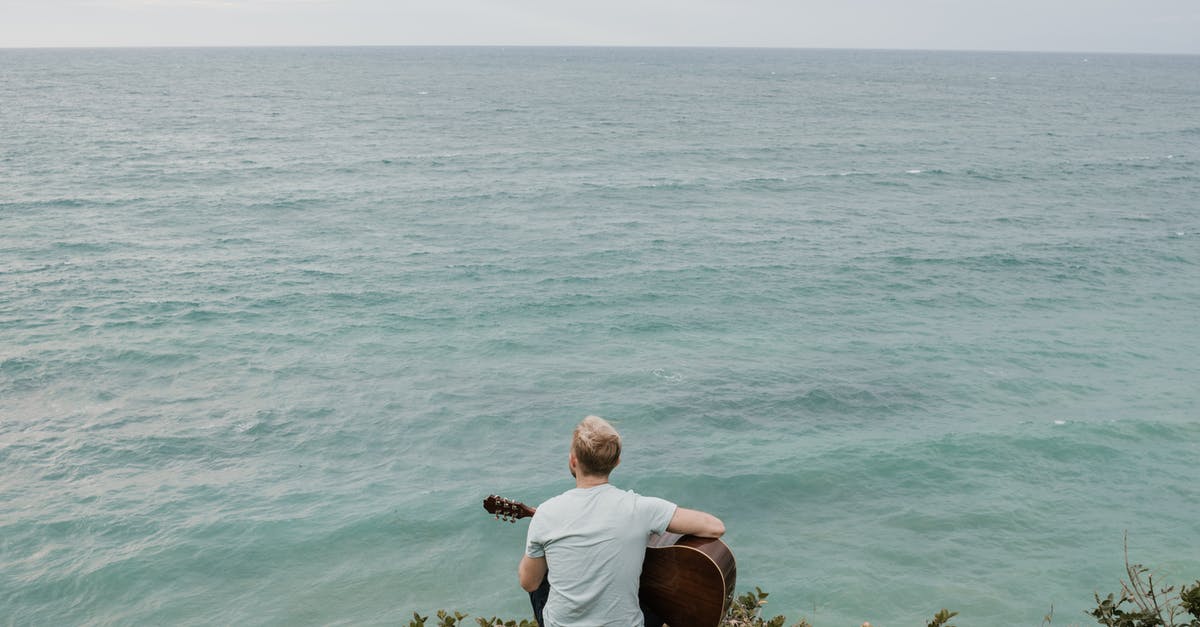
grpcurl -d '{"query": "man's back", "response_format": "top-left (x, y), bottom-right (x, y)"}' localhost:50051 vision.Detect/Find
top-left (517, 416), bottom-right (724, 627)
top-left (525, 484), bottom-right (676, 627)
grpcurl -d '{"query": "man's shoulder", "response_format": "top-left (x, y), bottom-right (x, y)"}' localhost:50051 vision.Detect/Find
top-left (537, 484), bottom-right (675, 514)
top-left (535, 491), bottom-right (569, 512)
top-left (600, 487), bottom-right (678, 522)
top-left (611, 485), bottom-right (673, 505)
top-left (535, 488), bottom-right (590, 514)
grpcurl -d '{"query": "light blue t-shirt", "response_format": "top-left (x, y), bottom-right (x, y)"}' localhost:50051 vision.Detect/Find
top-left (525, 484), bottom-right (677, 627)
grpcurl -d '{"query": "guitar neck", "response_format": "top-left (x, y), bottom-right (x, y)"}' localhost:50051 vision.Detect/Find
top-left (483, 495), bottom-right (536, 521)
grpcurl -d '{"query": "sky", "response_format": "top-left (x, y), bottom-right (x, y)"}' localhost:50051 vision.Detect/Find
top-left (1, 0), bottom-right (1199, 54)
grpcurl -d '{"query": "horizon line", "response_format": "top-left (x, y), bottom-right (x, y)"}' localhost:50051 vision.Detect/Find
top-left (1, 43), bottom-right (1197, 57)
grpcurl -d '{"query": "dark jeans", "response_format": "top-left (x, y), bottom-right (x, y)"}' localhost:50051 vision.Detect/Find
top-left (529, 576), bottom-right (550, 627)
top-left (529, 576), bottom-right (663, 627)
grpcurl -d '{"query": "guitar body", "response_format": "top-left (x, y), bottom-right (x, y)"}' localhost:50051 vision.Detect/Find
top-left (484, 495), bottom-right (736, 627)
top-left (640, 532), bottom-right (737, 627)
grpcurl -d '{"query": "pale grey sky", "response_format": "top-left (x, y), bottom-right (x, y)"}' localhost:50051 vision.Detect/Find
top-left (2, 0), bottom-right (1198, 53)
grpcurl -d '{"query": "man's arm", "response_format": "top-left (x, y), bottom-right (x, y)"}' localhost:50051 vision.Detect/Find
top-left (666, 507), bottom-right (726, 538)
top-left (518, 554), bottom-right (547, 592)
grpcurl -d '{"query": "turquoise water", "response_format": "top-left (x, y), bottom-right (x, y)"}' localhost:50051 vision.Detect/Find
top-left (2, 47), bottom-right (1198, 626)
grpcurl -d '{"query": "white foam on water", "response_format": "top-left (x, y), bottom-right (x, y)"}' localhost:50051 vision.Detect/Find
top-left (651, 368), bottom-right (683, 382)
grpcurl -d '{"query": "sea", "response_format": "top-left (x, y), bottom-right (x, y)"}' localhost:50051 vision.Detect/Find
top-left (1, 46), bottom-right (1197, 626)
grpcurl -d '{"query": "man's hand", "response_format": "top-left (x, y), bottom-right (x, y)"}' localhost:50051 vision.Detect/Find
top-left (666, 507), bottom-right (726, 538)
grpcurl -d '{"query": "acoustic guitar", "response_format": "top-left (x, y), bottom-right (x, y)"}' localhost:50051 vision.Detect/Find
top-left (483, 494), bottom-right (737, 627)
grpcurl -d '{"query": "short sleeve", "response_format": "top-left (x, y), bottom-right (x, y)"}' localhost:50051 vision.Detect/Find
top-left (525, 513), bottom-right (546, 558)
top-left (639, 495), bottom-right (677, 535)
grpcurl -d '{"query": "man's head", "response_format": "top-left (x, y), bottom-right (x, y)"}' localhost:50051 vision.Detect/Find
top-left (570, 415), bottom-right (622, 478)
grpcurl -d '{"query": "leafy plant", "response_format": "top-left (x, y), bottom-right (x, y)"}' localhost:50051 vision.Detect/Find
top-left (474, 618), bottom-right (538, 627)
top-left (1087, 535), bottom-right (1200, 627)
top-left (926, 608), bottom-right (958, 627)
top-left (406, 610), bottom-right (536, 627)
top-left (1181, 584), bottom-right (1200, 619)
top-left (721, 586), bottom-right (812, 627)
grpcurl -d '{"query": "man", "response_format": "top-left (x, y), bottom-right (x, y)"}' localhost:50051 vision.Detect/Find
top-left (517, 415), bottom-right (726, 627)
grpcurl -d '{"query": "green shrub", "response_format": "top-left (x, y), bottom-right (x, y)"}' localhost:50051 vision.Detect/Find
top-left (406, 609), bottom-right (537, 627)
top-left (1086, 536), bottom-right (1200, 627)
top-left (722, 587), bottom-right (811, 627)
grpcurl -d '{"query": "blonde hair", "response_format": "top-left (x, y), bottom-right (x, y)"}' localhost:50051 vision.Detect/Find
top-left (572, 415), bottom-right (622, 476)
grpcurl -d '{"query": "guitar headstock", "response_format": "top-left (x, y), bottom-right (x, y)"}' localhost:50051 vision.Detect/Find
top-left (483, 494), bottom-right (535, 522)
